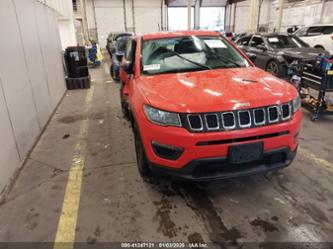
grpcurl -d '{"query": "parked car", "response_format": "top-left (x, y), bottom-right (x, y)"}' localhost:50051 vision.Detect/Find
top-left (106, 32), bottom-right (133, 56)
top-left (293, 24), bottom-right (333, 53)
top-left (119, 30), bottom-right (301, 180)
top-left (224, 32), bottom-right (234, 41)
top-left (232, 32), bottom-right (247, 42)
top-left (235, 33), bottom-right (325, 77)
top-left (110, 35), bottom-right (131, 80)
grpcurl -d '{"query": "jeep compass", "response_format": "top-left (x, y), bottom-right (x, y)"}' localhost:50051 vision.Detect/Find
top-left (119, 30), bottom-right (301, 181)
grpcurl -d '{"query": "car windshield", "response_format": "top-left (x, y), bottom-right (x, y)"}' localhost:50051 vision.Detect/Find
top-left (116, 37), bottom-right (129, 52)
top-left (266, 35), bottom-right (309, 49)
top-left (141, 36), bottom-right (250, 75)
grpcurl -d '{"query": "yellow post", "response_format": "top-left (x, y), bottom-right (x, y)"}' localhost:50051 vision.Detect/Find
top-left (248, 0), bottom-right (258, 33)
top-left (277, 0), bottom-right (285, 32)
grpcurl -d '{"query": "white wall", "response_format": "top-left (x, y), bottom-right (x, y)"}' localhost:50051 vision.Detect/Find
top-left (38, 0), bottom-right (77, 49)
top-left (226, 0), bottom-right (333, 33)
top-left (85, 0), bottom-right (166, 47)
top-left (269, 0), bottom-right (333, 31)
top-left (58, 19), bottom-right (77, 48)
top-left (134, 0), bottom-right (163, 34)
top-left (0, 0), bottom-right (66, 192)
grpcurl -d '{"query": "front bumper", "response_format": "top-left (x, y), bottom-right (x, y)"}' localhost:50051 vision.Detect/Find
top-left (139, 109), bottom-right (301, 169)
top-left (149, 147), bottom-right (297, 181)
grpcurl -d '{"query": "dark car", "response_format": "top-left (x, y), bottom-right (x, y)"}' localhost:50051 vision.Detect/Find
top-left (236, 33), bottom-right (325, 77)
top-left (106, 32), bottom-right (133, 56)
top-left (110, 35), bottom-right (131, 80)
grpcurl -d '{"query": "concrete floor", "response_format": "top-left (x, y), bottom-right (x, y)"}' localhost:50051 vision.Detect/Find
top-left (0, 59), bottom-right (333, 248)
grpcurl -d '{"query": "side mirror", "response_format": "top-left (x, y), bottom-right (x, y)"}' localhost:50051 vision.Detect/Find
top-left (256, 44), bottom-right (267, 51)
top-left (246, 52), bottom-right (257, 61)
top-left (121, 61), bottom-right (133, 75)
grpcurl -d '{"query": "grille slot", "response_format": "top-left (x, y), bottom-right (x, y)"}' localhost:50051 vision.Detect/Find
top-left (268, 106), bottom-right (279, 123)
top-left (281, 103), bottom-right (291, 120)
top-left (222, 112), bottom-right (236, 129)
top-left (187, 115), bottom-right (203, 131)
top-left (204, 114), bottom-right (220, 130)
top-left (183, 102), bottom-right (292, 132)
top-left (238, 110), bottom-right (251, 128)
top-left (253, 109), bottom-right (265, 126)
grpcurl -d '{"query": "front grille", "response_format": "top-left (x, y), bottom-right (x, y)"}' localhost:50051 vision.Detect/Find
top-left (182, 102), bottom-right (294, 132)
top-left (238, 111), bottom-right (251, 128)
top-left (268, 106), bottom-right (279, 123)
top-left (281, 103), bottom-right (291, 120)
top-left (187, 114), bottom-right (203, 131)
top-left (253, 109), bottom-right (265, 125)
top-left (222, 112), bottom-right (235, 129)
top-left (204, 114), bottom-right (219, 130)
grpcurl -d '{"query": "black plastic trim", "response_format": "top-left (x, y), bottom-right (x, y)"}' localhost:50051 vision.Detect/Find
top-left (148, 147), bottom-right (297, 181)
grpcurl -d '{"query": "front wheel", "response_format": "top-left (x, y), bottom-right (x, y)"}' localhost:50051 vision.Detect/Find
top-left (133, 123), bottom-right (152, 177)
top-left (266, 60), bottom-right (282, 77)
top-left (110, 64), bottom-right (117, 80)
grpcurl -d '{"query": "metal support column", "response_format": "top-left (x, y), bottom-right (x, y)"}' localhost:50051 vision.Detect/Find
top-left (188, 0), bottom-right (192, 30)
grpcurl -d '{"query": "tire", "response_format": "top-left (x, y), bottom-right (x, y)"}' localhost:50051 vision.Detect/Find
top-left (266, 60), bottom-right (282, 77)
top-left (314, 45), bottom-right (325, 51)
top-left (65, 76), bottom-right (90, 90)
top-left (133, 122), bottom-right (152, 177)
top-left (110, 64), bottom-right (116, 80)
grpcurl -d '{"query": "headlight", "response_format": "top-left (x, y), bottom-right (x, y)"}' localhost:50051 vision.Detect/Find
top-left (293, 94), bottom-right (301, 112)
top-left (144, 105), bottom-right (181, 127)
top-left (276, 55), bottom-right (285, 63)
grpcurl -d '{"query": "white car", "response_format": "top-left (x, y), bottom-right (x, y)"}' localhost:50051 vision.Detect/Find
top-left (294, 24), bottom-right (333, 54)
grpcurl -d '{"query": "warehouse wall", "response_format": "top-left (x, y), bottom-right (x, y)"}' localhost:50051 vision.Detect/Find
top-left (269, 0), bottom-right (333, 31)
top-left (38, 0), bottom-right (77, 48)
top-left (0, 0), bottom-right (66, 192)
top-left (226, 0), bottom-right (333, 33)
top-left (85, 0), bottom-right (166, 48)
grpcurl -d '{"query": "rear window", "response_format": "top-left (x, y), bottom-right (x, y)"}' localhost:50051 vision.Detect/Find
top-left (323, 26), bottom-right (333, 34)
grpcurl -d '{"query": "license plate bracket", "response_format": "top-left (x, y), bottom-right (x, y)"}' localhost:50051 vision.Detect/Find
top-left (229, 142), bottom-right (263, 164)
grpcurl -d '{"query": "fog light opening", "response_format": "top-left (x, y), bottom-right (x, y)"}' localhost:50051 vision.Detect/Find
top-left (152, 141), bottom-right (184, 160)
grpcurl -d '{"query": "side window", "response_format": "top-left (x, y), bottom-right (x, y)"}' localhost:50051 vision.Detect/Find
top-left (295, 27), bottom-right (308, 37)
top-left (236, 36), bottom-right (251, 46)
top-left (125, 40), bottom-right (133, 61)
top-left (249, 36), bottom-right (264, 47)
top-left (323, 26), bottom-right (333, 35)
top-left (307, 26), bottom-right (322, 36)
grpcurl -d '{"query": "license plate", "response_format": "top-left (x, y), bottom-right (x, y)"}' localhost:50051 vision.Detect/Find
top-left (229, 142), bottom-right (263, 164)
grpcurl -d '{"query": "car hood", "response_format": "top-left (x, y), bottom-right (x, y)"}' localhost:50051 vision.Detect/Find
top-left (137, 67), bottom-right (297, 113)
top-left (276, 47), bottom-right (324, 60)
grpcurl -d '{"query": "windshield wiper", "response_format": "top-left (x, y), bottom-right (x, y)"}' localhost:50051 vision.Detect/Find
top-left (160, 47), bottom-right (212, 70)
top-left (208, 50), bottom-right (243, 68)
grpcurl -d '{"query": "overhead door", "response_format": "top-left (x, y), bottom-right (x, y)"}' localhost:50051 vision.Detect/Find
top-left (94, 0), bottom-right (125, 48)
top-left (134, 0), bottom-right (162, 34)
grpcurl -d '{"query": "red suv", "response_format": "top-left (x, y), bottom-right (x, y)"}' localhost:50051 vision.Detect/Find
top-left (120, 31), bottom-right (301, 181)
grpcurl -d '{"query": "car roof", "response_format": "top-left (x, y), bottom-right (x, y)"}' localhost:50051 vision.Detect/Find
top-left (304, 24), bottom-right (333, 27)
top-left (251, 32), bottom-right (290, 37)
top-left (141, 30), bottom-right (220, 40)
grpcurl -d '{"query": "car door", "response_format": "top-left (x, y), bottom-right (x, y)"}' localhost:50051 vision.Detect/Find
top-left (302, 26), bottom-right (322, 47)
top-left (321, 26), bottom-right (333, 51)
top-left (247, 35), bottom-right (268, 69)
